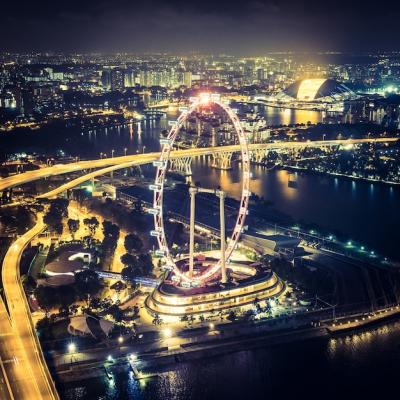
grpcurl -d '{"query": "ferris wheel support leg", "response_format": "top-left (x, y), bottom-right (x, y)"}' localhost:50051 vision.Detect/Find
top-left (189, 188), bottom-right (196, 278)
top-left (220, 192), bottom-right (227, 283)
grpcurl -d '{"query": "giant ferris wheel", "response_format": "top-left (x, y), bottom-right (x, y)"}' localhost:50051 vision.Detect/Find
top-left (149, 93), bottom-right (251, 285)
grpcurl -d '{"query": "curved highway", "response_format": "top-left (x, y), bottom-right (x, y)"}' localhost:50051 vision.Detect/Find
top-left (1, 217), bottom-right (59, 399)
top-left (0, 138), bottom-right (396, 196)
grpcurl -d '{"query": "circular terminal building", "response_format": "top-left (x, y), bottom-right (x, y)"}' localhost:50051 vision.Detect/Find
top-left (145, 255), bottom-right (285, 320)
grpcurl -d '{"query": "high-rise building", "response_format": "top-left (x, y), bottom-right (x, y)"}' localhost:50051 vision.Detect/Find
top-left (110, 69), bottom-right (124, 91)
top-left (124, 69), bottom-right (135, 88)
top-left (139, 70), bottom-right (151, 87)
top-left (184, 71), bottom-right (192, 88)
top-left (257, 68), bottom-right (265, 82)
top-left (101, 69), bottom-right (111, 90)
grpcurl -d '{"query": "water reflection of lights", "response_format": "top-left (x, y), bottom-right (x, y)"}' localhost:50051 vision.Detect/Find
top-left (129, 123), bottom-right (134, 139)
top-left (277, 170), bottom-right (299, 200)
top-left (327, 323), bottom-right (395, 359)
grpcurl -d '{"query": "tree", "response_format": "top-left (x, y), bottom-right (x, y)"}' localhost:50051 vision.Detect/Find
top-left (44, 198), bottom-right (69, 233)
top-left (58, 285), bottom-right (77, 309)
top-left (106, 304), bottom-right (123, 322)
top-left (120, 253), bottom-right (136, 267)
top-left (67, 218), bottom-right (80, 239)
top-left (54, 222), bottom-right (63, 235)
top-left (226, 311), bottom-right (237, 321)
top-left (34, 286), bottom-right (59, 317)
top-left (121, 265), bottom-right (142, 282)
top-left (101, 220), bottom-right (120, 252)
top-left (75, 270), bottom-right (103, 304)
top-left (137, 253), bottom-right (153, 276)
top-left (83, 217), bottom-right (99, 235)
top-left (22, 274), bottom-right (37, 291)
top-left (110, 281), bottom-right (126, 300)
top-left (36, 317), bottom-right (51, 333)
top-left (89, 297), bottom-right (101, 310)
top-left (14, 207), bottom-right (33, 234)
top-left (133, 305), bottom-right (140, 319)
top-left (83, 235), bottom-right (95, 249)
top-left (124, 233), bottom-right (143, 254)
top-left (152, 314), bottom-right (162, 325)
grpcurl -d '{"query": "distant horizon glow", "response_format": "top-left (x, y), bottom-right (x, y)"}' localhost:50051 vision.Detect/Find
top-left (1, 0), bottom-right (400, 53)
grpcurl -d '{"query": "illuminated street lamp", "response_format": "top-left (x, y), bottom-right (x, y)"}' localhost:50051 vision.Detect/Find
top-left (162, 328), bottom-right (172, 338)
top-left (68, 342), bottom-right (76, 353)
top-left (68, 342), bottom-right (76, 365)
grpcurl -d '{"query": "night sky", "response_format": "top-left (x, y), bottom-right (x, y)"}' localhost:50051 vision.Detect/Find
top-left (1, 0), bottom-right (400, 54)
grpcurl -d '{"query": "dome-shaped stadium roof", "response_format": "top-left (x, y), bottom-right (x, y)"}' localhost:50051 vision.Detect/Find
top-left (282, 79), bottom-right (354, 101)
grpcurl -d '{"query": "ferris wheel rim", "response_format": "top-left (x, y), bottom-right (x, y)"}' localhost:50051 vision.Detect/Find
top-left (152, 94), bottom-right (251, 283)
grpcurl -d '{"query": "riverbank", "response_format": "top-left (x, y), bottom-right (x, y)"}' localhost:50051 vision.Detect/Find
top-left (52, 302), bottom-right (400, 384)
top-left (281, 164), bottom-right (400, 186)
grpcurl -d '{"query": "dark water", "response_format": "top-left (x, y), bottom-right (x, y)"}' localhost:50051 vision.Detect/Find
top-left (59, 107), bottom-right (400, 399)
top-left (83, 108), bottom-right (400, 260)
top-left (60, 320), bottom-right (400, 400)
top-left (190, 160), bottom-right (400, 260)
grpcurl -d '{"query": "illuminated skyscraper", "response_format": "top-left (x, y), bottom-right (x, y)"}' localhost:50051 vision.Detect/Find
top-left (110, 69), bottom-right (124, 91)
top-left (184, 71), bottom-right (192, 88)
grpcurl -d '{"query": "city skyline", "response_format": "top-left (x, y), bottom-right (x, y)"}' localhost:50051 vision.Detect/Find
top-left (1, 3), bottom-right (400, 399)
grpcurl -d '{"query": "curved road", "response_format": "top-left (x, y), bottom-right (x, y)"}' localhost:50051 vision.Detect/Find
top-left (1, 138), bottom-right (397, 194)
top-left (1, 217), bottom-right (59, 399)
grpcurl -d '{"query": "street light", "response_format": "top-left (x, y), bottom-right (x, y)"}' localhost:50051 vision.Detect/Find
top-left (68, 342), bottom-right (76, 365)
top-left (68, 342), bottom-right (76, 353)
top-left (162, 328), bottom-right (172, 338)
